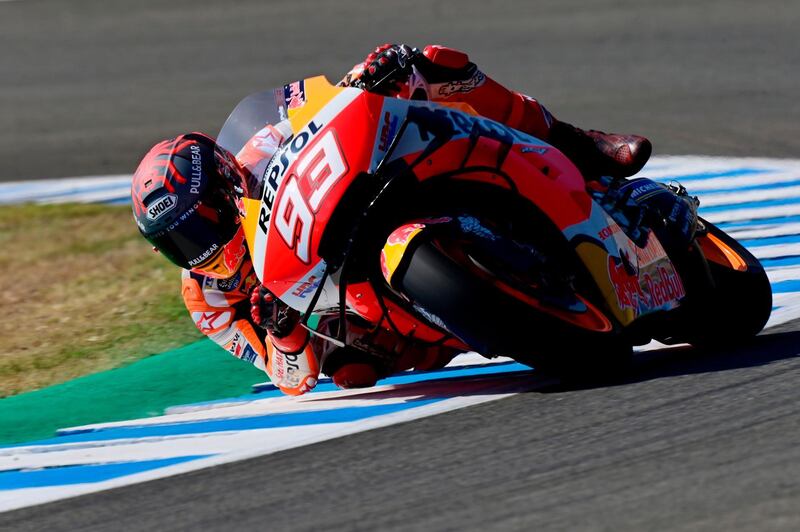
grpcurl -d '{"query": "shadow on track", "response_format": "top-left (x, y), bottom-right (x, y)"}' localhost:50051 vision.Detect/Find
top-left (307, 329), bottom-right (800, 403)
top-left (541, 329), bottom-right (800, 393)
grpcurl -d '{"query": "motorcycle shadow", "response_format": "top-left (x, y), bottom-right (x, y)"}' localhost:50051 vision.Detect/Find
top-left (306, 329), bottom-right (799, 402)
top-left (307, 364), bottom-right (552, 403)
top-left (540, 328), bottom-right (800, 393)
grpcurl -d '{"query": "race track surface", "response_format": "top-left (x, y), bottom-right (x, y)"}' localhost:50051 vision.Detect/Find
top-left (1, 0), bottom-right (799, 181)
top-left (2, 0), bottom-right (799, 530)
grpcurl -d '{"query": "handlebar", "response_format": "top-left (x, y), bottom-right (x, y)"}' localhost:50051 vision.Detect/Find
top-left (351, 47), bottom-right (423, 93)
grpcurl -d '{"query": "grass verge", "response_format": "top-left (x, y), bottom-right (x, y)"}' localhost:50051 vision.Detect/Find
top-left (0, 202), bottom-right (205, 397)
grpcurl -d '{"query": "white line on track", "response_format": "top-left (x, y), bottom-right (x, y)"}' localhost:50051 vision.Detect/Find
top-left (700, 185), bottom-right (800, 207)
top-left (748, 243), bottom-right (800, 259)
top-left (704, 205), bottom-right (800, 224)
top-left (725, 222), bottom-right (800, 239)
top-left (766, 266), bottom-right (800, 283)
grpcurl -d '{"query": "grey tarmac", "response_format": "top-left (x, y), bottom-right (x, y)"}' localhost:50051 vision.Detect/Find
top-left (1, 0), bottom-right (798, 530)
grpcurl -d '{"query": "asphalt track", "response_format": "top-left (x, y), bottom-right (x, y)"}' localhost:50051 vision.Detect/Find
top-left (2, 0), bottom-right (799, 530)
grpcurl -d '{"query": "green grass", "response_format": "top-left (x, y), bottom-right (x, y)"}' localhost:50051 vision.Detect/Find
top-left (0, 202), bottom-right (205, 397)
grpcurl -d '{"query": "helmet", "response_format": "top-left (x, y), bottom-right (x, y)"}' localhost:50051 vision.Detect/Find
top-left (131, 132), bottom-right (249, 278)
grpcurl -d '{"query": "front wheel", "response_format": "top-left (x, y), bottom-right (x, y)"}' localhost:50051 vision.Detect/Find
top-left (391, 228), bottom-right (632, 378)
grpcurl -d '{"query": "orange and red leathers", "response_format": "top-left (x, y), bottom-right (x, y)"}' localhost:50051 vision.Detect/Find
top-left (420, 45), bottom-right (553, 139)
top-left (343, 44), bottom-right (554, 141)
top-left (181, 260), bottom-right (320, 396)
top-left (181, 263), bottom-right (264, 370)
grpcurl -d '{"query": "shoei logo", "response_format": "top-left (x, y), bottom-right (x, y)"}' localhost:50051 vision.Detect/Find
top-left (146, 194), bottom-right (178, 221)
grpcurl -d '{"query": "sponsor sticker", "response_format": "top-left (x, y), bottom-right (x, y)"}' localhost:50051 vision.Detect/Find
top-left (607, 249), bottom-right (685, 317)
top-left (608, 254), bottom-right (647, 312)
top-left (521, 146), bottom-right (549, 155)
top-left (188, 243), bottom-right (219, 267)
top-left (239, 269), bottom-right (258, 295)
top-left (146, 194), bottom-right (178, 221)
top-left (437, 71), bottom-right (486, 97)
top-left (378, 111), bottom-right (399, 152)
top-left (222, 228), bottom-right (247, 271)
top-left (240, 344), bottom-right (259, 364)
top-left (189, 145), bottom-right (203, 194)
top-left (192, 310), bottom-right (229, 333)
top-left (292, 275), bottom-right (320, 299)
top-left (284, 80), bottom-right (306, 110)
top-left (643, 265), bottom-right (685, 308)
top-left (597, 224), bottom-right (622, 241)
top-left (216, 271), bottom-right (242, 292)
top-left (228, 332), bottom-right (243, 357)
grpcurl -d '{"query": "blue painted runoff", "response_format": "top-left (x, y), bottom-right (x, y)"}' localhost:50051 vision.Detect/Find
top-left (17, 398), bottom-right (448, 447)
top-left (740, 233), bottom-right (800, 248)
top-left (166, 361), bottom-right (530, 411)
top-left (760, 256), bottom-right (800, 268)
top-left (0, 455), bottom-right (211, 490)
top-left (770, 279), bottom-right (800, 294)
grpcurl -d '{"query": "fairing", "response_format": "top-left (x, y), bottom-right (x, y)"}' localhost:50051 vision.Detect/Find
top-left (219, 75), bottom-right (685, 338)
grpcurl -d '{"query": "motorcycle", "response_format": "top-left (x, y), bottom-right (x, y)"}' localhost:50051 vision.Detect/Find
top-left (216, 74), bottom-right (772, 377)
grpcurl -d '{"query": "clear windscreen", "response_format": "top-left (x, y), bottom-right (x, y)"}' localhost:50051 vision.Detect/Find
top-left (216, 86), bottom-right (287, 155)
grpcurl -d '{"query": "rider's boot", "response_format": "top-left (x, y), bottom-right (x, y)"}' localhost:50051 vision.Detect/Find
top-left (547, 120), bottom-right (652, 180)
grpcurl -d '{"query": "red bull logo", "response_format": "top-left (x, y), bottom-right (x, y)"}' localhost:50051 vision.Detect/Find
top-left (608, 255), bottom-right (646, 311)
top-left (643, 266), bottom-right (685, 307)
top-left (607, 253), bottom-right (685, 316)
top-left (223, 227), bottom-right (247, 271)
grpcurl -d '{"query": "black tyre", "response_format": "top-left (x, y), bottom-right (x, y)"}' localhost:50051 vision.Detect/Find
top-left (393, 233), bottom-right (632, 378)
top-left (682, 219), bottom-right (772, 346)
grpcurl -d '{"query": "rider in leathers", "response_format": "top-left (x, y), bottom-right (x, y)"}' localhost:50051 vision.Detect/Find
top-left (133, 44), bottom-right (667, 396)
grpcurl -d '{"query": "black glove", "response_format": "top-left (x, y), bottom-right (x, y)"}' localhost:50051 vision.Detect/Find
top-left (356, 43), bottom-right (419, 95)
top-left (249, 285), bottom-right (300, 337)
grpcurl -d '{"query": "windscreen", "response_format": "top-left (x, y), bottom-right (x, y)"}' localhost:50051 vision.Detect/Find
top-left (216, 86), bottom-right (287, 156)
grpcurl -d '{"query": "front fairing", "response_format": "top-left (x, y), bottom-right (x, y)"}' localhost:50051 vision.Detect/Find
top-left (221, 76), bottom-right (379, 314)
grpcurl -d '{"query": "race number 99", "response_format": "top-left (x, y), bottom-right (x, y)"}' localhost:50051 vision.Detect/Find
top-left (274, 130), bottom-right (348, 263)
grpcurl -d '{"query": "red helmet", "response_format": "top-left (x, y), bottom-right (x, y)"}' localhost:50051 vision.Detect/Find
top-left (131, 132), bottom-right (250, 278)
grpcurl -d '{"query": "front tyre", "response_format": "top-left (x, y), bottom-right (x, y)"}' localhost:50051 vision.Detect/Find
top-left (392, 233), bottom-right (632, 378)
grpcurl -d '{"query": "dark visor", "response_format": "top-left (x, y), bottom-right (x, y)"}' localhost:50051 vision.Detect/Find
top-left (150, 197), bottom-right (239, 270)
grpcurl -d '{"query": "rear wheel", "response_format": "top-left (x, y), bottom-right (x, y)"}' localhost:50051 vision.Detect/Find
top-left (392, 223), bottom-right (632, 378)
top-left (678, 219), bottom-right (772, 346)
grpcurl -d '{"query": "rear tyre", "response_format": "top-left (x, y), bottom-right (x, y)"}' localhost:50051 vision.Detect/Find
top-left (681, 219), bottom-right (772, 346)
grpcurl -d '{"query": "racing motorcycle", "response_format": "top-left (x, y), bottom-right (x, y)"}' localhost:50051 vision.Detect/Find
top-left (217, 74), bottom-right (772, 376)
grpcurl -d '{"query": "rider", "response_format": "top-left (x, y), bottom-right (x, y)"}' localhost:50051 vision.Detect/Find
top-left (131, 43), bottom-right (671, 396)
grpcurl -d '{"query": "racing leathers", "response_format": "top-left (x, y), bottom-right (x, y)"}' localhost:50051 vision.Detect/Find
top-left (342, 43), bottom-right (653, 180)
top-left (182, 43), bottom-right (663, 396)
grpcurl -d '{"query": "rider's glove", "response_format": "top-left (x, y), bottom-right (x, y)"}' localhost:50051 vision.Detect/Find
top-left (249, 285), bottom-right (300, 338)
top-left (356, 43), bottom-right (419, 95)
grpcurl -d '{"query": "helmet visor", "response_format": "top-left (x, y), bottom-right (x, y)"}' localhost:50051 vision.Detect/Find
top-left (149, 195), bottom-right (240, 270)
